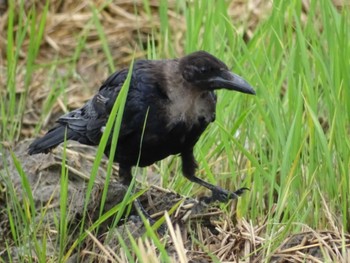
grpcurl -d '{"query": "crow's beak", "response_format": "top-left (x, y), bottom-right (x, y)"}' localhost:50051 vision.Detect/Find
top-left (209, 71), bottom-right (256, 95)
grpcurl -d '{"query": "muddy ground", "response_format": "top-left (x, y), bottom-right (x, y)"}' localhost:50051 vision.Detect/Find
top-left (1, 141), bottom-right (349, 262)
top-left (0, 140), bottom-right (260, 262)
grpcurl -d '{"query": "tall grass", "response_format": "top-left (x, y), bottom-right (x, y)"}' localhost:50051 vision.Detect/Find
top-left (0, 0), bottom-right (349, 262)
top-left (1, 0), bottom-right (49, 141)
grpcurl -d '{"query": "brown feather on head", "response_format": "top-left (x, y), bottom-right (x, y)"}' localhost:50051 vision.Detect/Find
top-left (179, 51), bottom-right (229, 83)
top-left (178, 51), bottom-right (255, 95)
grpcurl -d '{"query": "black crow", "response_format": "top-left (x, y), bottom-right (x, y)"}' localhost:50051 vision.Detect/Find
top-left (29, 51), bottom-right (255, 203)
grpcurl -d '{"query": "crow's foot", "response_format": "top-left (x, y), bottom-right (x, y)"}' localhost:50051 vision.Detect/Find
top-left (201, 187), bottom-right (249, 204)
top-left (134, 198), bottom-right (167, 235)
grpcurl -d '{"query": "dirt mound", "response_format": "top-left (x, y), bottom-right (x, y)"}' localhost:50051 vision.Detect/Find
top-left (0, 141), bottom-right (233, 261)
top-left (1, 141), bottom-right (349, 262)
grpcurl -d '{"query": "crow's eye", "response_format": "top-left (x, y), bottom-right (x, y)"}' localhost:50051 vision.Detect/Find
top-left (200, 66), bottom-right (211, 74)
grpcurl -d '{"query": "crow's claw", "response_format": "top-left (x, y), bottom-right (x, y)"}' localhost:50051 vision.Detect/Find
top-left (134, 198), bottom-right (167, 235)
top-left (202, 187), bottom-right (249, 204)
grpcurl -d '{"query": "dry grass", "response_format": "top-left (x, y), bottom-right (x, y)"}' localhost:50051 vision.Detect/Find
top-left (2, 140), bottom-right (349, 261)
top-left (1, 0), bottom-right (346, 137)
top-left (0, 0), bottom-right (275, 140)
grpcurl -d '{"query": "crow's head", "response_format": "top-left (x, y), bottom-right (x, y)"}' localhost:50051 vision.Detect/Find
top-left (179, 51), bottom-right (255, 95)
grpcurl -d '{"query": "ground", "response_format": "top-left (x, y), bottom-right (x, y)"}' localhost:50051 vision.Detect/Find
top-left (2, 140), bottom-right (349, 262)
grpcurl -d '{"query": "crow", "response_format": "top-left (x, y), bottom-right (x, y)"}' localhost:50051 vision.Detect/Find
top-left (28, 51), bottom-right (255, 203)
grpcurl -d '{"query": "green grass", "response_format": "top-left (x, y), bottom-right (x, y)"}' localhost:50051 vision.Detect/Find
top-left (0, 0), bottom-right (349, 262)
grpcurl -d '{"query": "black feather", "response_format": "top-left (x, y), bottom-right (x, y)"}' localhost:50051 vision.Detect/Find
top-left (28, 126), bottom-right (79, 155)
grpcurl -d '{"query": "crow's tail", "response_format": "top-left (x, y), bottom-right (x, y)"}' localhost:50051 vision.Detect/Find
top-left (28, 125), bottom-right (77, 155)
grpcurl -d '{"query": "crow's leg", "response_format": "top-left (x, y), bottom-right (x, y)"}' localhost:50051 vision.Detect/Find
top-left (181, 149), bottom-right (248, 203)
top-left (119, 165), bottom-right (165, 233)
top-left (119, 165), bottom-right (133, 185)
